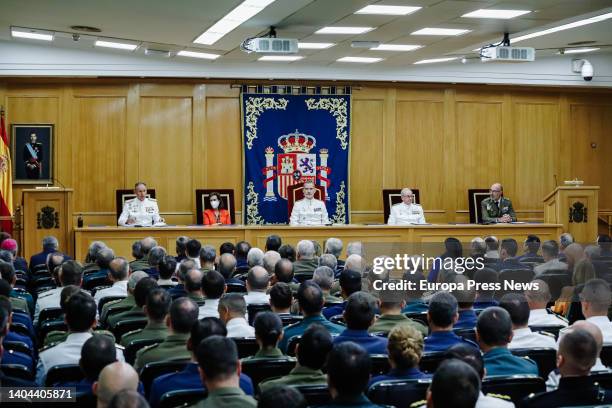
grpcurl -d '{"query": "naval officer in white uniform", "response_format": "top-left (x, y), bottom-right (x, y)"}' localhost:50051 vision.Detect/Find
top-left (289, 181), bottom-right (329, 226)
top-left (118, 182), bottom-right (164, 226)
top-left (387, 188), bottom-right (426, 225)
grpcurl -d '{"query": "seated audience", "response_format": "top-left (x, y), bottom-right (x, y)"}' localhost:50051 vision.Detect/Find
top-left (120, 287), bottom-right (170, 346)
top-left (293, 240), bottom-right (318, 276)
top-left (108, 277), bottom-right (158, 329)
top-left (34, 259), bottom-right (82, 325)
top-left (83, 247), bottom-right (113, 284)
top-left (144, 245), bottom-right (166, 279)
top-left (426, 359), bottom-right (481, 408)
top-left (200, 245), bottom-right (216, 272)
top-left (424, 291), bottom-right (478, 353)
top-left (101, 271), bottom-right (148, 325)
top-left (278, 244), bottom-right (296, 263)
top-left (333, 292), bottom-right (388, 354)
top-left (36, 291), bottom-right (125, 385)
top-left (446, 344), bottom-right (514, 407)
top-left (0, 299), bottom-right (35, 386)
top-left (499, 293), bottom-right (556, 349)
top-left (243, 312), bottom-right (285, 360)
top-left (324, 237), bottom-right (345, 272)
top-left (318, 253), bottom-right (338, 278)
top-left (148, 317), bottom-right (254, 408)
top-left (0, 262), bottom-right (32, 314)
top-left (235, 241), bottom-right (252, 270)
top-left (451, 275), bottom-right (478, 330)
top-left (263, 250), bottom-right (281, 276)
top-left (322, 269), bottom-right (362, 319)
top-left (94, 257), bottom-right (129, 304)
top-left (484, 236), bottom-right (499, 259)
top-left (265, 235), bottom-right (282, 252)
top-left (598, 234), bottom-right (612, 257)
top-left (219, 253), bottom-right (244, 287)
top-left (259, 323), bottom-right (331, 393)
top-left (175, 236), bottom-right (189, 262)
top-left (186, 239), bottom-right (202, 269)
top-left (247, 248), bottom-right (264, 269)
top-left (93, 362), bottom-right (140, 408)
top-left (157, 255), bottom-right (178, 287)
top-left (534, 240), bottom-right (568, 275)
top-left (428, 237), bottom-right (462, 283)
top-left (128, 240), bottom-right (147, 272)
top-left (518, 235), bottom-right (544, 262)
top-left (558, 233), bottom-right (574, 261)
top-left (134, 297), bottom-right (198, 371)
top-left (108, 390), bottom-right (148, 408)
top-left (29, 235), bottom-right (65, 270)
top-left (524, 327), bottom-right (612, 407)
top-left (472, 268), bottom-right (499, 310)
top-left (185, 268), bottom-right (205, 304)
top-left (219, 241), bottom-right (235, 256)
top-left (525, 280), bottom-right (568, 327)
top-left (369, 325), bottom-right (429, 386)
top-left (198, 270), bottom-right (226, 319)
top-left (313, 266), bottom-right (341, 304)
top-left (0, 295), bottom-right (34, 371)
top-left (401, 268), bottom-right (429, 313)
top-left (258, 386), bottom-right (306, 408)
top-left (578, 278), bottom-right (612, 344)
top-left (2, 238), bottom-right (28, 274)
top-left (279, 281), bottom-right (344, 352)
top-left (244, 266), bottom-right (270, 305)
top-left (476, 306), bottom-right (538, 377)
top-left (369, 290), bottom-right (427, 336)
top-left (322, 342), bottom-right (382, 408)
top-left (272, 258), bottom-right (298, 293)
top-left (191, 336), bottom-right (257, 407)
top-left (167, 259), bottom-right (195, 299)
top-left (218, 293), bottom-right (255, 338)
top-left (494, 238), bottom-right (527, 271)
top-left (269, 282), bottom-right (293, 317)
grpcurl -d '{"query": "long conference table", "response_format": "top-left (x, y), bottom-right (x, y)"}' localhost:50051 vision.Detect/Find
top-left (74, 223), bottom-right (564, 260)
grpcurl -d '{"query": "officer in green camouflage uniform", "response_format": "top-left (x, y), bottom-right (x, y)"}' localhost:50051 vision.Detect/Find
top-left (480, 183), bottom-right (516, 223)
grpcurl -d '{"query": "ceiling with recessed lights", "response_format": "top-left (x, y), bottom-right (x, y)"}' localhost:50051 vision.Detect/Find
top-left (0, 0), bottom-right (611, 78)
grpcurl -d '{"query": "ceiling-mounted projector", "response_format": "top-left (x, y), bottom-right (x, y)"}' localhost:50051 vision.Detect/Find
top-left (480, 46), bottom-right (535, 62)
top-left (242, 37), bottom-right (298, 54)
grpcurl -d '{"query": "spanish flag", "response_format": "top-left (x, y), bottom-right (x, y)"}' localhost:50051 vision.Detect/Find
top-left (0, 109), bottom-right (13, 234)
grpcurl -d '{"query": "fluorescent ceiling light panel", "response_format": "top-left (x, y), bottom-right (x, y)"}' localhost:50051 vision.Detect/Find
top-left (355, 5), bottom-right (421, 16)
top-left (560, 47), bottom-right (600, 54)
top-left (95, 40), bottom-right (138, 50)
top-left (194, 0), bottom-right (276, 45)
top-left (512, 11), bottom-right (612, 43)
top-left (414, 57), bottom-right (457, 64)
top-left (462, 9), bottom-right (531, 19)
top-left (177, 50), bottom-right (220, 59)
top-left (337, 56), bottom-right (383, 63)
top-left (411, 28), bottom-right (470, 36)
top-left (315, 26), bottom-right (375, 34)
top-left (258, 55), bottom-right (303, 61)
top-left (298, 42), bottom-right (335, 49)
top-left (371, 44), bottom-right (422, 51)
top-left (11, 28), bottom-right (53, 41)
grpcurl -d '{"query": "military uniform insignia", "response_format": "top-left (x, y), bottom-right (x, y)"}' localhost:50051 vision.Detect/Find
top-left (569, 201), bottom-right (587, 223)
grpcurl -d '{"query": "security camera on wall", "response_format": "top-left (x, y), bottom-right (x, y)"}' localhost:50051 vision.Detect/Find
top-left (572, 59), bottom-right (594, 81)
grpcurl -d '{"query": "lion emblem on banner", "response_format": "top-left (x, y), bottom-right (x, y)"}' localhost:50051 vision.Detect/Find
top-left (261, 130), bottom-right (331, 201)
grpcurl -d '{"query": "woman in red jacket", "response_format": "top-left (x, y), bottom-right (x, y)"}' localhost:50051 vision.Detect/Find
top-left (203, 192), bottom-right (231, 225)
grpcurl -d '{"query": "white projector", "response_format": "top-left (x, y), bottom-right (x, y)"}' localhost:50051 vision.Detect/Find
top-left (244, 38), bottom-right (299, 54)
top-left (481, 46), bottom-right (535, 62)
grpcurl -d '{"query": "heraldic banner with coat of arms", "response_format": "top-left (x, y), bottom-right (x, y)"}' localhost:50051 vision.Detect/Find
top-left (242, 93), bottom-right (350, 225)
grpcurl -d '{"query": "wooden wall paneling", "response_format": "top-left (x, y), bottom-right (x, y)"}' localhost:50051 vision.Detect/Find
top-left (350, 95), bottom-right (384, 223)
top-left (138, 96), bottom-right (193, 224)
top-left (444, 89), bottom-right (458, 222)
top-left (192, 85), bottom-right (206, 207)
top-left (125, 84), bottom-right (140, 190)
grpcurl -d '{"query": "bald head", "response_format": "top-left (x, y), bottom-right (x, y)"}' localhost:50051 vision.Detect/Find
top-left (570, 321), bottom-right (603, 353)
top-left (95, 362), bottom-right (139, 408)
top-left (558, 327), bottom-right (598, 377)
top-left (247, 266), bottom-right (269, 292)
top-left (525, 279), bottom-right (550, 308)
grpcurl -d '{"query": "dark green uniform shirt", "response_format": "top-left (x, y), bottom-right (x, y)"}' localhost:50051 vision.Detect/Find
top-left (368, 314), bottom-right (428, 337)
top-left (241, 347), bottom-right (284, 361)
top-left (107, 305), bottom-right (144, 329)
top-left (101, 294), bottom-right (136, 323)
top-left (129, 258), bottom-right (149, 272)
top-left (120, 320), bottom-right (168, 347)
top-left (480, 197), bottom-right (517, 223)
top-left (187, 387), bottom-right (257, 408)
top-left (43, 329), bottom-right (115, 347)
top-left (134, 332), bottom-right (190, 372)
top-left (259, 365), bottom-right (326, 394)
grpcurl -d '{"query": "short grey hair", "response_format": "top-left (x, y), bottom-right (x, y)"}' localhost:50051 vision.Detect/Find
top-left (346, 241), bottom-right (363, 257)
top-left (128, 271), bottom-right (148, 290)
top-left (42, 236), bottom-right (59, 250)
top-left (0, 250), bottom-right (12, 263)
top-left (345, 254), bottom-right (365, 274)
top-left (199, 245), bottom-right (216, 263)
top-left (297, 240), bottom-right (315, 259)
top-left (219, 293), bottom-right (247, 316)
top-left (87, 241), bottom-right (107, 260)
top-left (560, 233), bottom-right (574, 249)
top-left (324, 238), bottom-right (343, 258)
top-left (584, 245), bottom-right (601, 260)
top-left (470, 238), bottom-right (486, 255)
top-left (97, 248), bottom-right (115, 268)
top-left (313, 266), bottom-right (334, 290)
top-left (141, 237), bottom-right (158, 254)
top-left (148, 246), bottom-right (167, 267)
top-left (178, 259), bottom-right (197, 281)
top-left (525, 279), bottom-right (551, 303)
top-left (247, 248), bottom-right (264, 267)
top-left (400, 188), bottom-right (413, 196)
top-left (318, 253), bottom-right (337, 271)
top-left (263, 250), bottom-right (281, 274)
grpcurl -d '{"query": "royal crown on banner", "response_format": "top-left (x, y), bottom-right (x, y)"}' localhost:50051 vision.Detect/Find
top-left (261, 129), bottom-right (331, 201)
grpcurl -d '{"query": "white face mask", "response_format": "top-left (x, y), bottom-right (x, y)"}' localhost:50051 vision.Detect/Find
top-left (210, 199), bottom-right (220, 209)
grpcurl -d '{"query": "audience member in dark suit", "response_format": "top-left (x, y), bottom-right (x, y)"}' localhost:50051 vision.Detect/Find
top-left (523, 326), bottom-right (612, 407)
top-left (333, 292), bottom-right (387, 355)
top-left (29, 235), bottom-right (69, 272)
top-left (426, 359), bottom-right (480, 408)
top-left (148, 317), bottom-right (254, 408)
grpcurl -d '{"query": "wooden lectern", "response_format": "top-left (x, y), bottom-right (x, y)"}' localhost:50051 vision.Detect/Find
top-left (22, 188), bottom-right (73, 260)
top-left (543, 186), bottom-right (599, 243)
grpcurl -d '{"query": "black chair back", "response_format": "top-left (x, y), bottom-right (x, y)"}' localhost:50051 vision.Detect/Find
top-left (9, 322), bottom-right (31, 338)
top-left (241, 357), bottom-right (296, 389)
top-left (98, 296), bottom-right (126, 315)
top-left (280, 315), bottom-right (303, 326)
top-left (75, 392), bottom-right (97, 408)
top-left (38, 307), bottom-right (64, 328)
top-left (453, 328), bottom-right (477, 343)
top-left (3, 341), bottom-right (31, 357)
top-left (511, 348), bottom-right (557, 378)
top-left (125, 338), bottom-right (164, 366)
top-left (329, 315), bottom-right (345, 325)
top-left (83, 275), bottom-right (109, 291)
top-left (481, 375), bottom-right (545, 406)
top-left (112, 317), bottom-right (148, 342)
top-left (295, 384), bottom-right (332, 405)
top-left (287, 335), bottom-right (301, 357)
top-left (0, 363), bottom-right (33, 381)
top-left (226, 282), bottom-right (246, 293)
top-left (367, 378), bottom-right (432, 408)
top-left (45, 364), bottom-right (84, 387)
top-left (590, 369), bottom-right (612, 388)
top-left (529, 325), bottom-right (565, 340)
top-left (160, 389), bottom-right (207, 408)
top-left (38, 319), bottom-right (68, 345)
top-left (404, 312), bottom-right (428, 326)
top-left (232, 337), bottom-right (259, 359)
top-left (600, 345), bottom-right (612, 367)
top-left (140, 360), bottom-right (190, 397)
top-left (370, 354), bottom-right (391, 376)
top-left (247, 303), bottom-right (271, 326)
top-left (419, 352), bottom-right (447, 373)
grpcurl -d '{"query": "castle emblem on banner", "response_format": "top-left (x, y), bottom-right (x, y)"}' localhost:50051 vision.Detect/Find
top-left (261, 130), bottom-right (331, 201)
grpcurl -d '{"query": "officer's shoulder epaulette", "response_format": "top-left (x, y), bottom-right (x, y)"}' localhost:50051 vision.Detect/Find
top-left (409, 400), bottom-right (426, 408)
top-left (104, 298), bottom-right (124, 308)
top-left (538, 330), bottom-right (556, 339)
top-left (121, 328), bottom-right (143, 339)
top-left (148, 197), bottom-right (157, 202)
top-left (486, 393), bottom-right (512, 401)
top-left (116, 344), bottom-right (125, 351)
top-left (139, 343), bottom-right (160, 354)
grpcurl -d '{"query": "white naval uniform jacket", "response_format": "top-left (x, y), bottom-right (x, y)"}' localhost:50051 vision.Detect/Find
top-left (289, 198), bottom-right (329, 226)
top-left (388, 203), bottom-right (426, 225)
top-left (118, 197), bottom-right (162, 226)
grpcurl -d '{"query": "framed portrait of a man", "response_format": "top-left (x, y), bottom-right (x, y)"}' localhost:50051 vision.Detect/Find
top-left (11, 124), bottom-right (53, 184)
